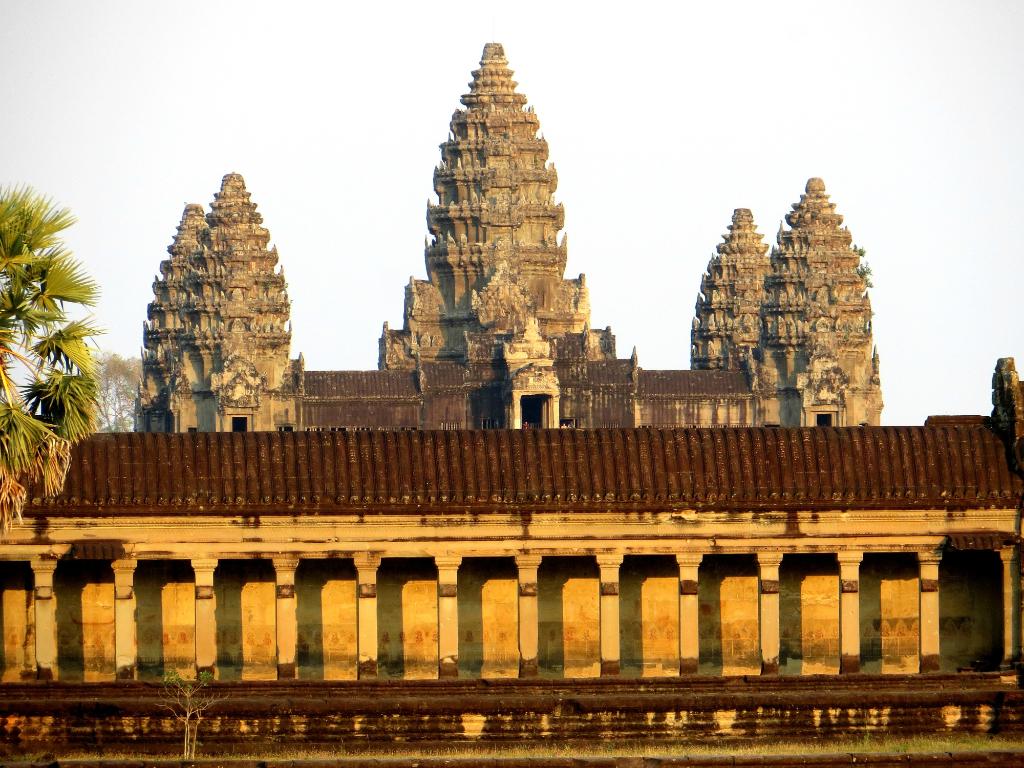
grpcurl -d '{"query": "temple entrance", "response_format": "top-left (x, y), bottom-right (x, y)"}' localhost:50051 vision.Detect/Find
top-left (520, 395), bottom-right (550, 429)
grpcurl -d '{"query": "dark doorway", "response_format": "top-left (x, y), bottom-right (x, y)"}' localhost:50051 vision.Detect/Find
top-left (521, 395), bottom-right (549, 428)
top-left (231, 416), bottom-right (249, 432)
top-left (815, 413), bottom-right (833, 427)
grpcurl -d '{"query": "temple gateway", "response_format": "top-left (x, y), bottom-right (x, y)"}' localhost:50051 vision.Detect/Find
top-left (0, 43), bottom-right (1021, 752)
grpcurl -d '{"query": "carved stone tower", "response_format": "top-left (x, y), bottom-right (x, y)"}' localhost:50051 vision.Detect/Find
top-left (691, 208), bottom-right (770, 371)
top-left (139, 173), bottom-right (298, 432)
top-left (378, 42), bottom-right (615, 428)
top-left (755, 178), bottom-right (882, 426)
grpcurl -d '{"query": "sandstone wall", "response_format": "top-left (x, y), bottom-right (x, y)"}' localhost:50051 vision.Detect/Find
top-left (457, 558), bottom-right (518, 678)
top-left (296, 560), bottom-right (357, 680)
top-left (215, 560), bottom-right (276, 681)
top-left (538, 557), bottom-right (599, 678)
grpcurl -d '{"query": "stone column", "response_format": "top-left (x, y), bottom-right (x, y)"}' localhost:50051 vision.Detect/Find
top-left (191, 559), bottom-right (218, 676)
top-left (515, 554), bottom-right (542, 677)
top-left (112, 559), bottom-right (138, 680)
top-left (677, 553), bottom-right (703, 675)
top-left (597, 554), bottom-right (622, 677)
top-left (30, 558), bottom-right (58, 680)
top-left (757, 553), bottom-right (784, 675)
top-left (511, 395), bottom-right (522, 430)
top-left (273, 557), bottom-right (299, 680)
top-left (999, 547), bottom-right (1020, 667)
top-left (354, 553), bottom-right (380, 679)
top-left (918, 551), bottom-right (942, 673)
top-left (837, 551), bottom-right (863, 674)
top-left (435, 555), bottom-right (462, 678)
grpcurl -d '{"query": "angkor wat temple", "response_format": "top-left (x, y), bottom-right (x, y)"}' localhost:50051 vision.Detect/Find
top-left (137, 43), bottom-right (881, 435)
top-left (0, 43), bottom-right (1021, 756)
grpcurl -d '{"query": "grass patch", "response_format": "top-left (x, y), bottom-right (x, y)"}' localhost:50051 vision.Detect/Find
top-left (11, 733), bottom-right (1024, 761)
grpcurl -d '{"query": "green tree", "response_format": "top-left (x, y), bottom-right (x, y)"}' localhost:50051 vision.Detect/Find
top-left (96, 352), bottom-right (141, 432)
top-left (0, 186), bottom-right (100, 531)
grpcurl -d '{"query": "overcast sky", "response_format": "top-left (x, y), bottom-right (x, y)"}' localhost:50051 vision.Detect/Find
top-left (3, 1), bottom-right (1022, 425)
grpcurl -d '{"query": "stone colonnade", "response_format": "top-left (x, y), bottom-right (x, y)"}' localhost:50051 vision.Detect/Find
top-left (21, 546), bottom-right (1021, 681)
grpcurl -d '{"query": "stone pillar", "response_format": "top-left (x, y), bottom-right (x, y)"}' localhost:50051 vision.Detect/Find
top-left (597, 554), bottom-right (622, 677)
top-left (999, 547), bottom-right (1020, 667)
top-left (549, 395), bottom-right (561, 428)
top-left (837, 551), bottom-right (863, 674)
top-left (191, 559), bottom-right (218, 676)
top-left (511, 395), bottom-right (522, 430)
top-left (676, 553), bottom-right (703, 675)
top-left (436, 555), bottom-right (462, 678)
top-left (273, 557), bottom-right (299, 680)
top-left (354, 553), bottom-right (380, 679)
top-left (112, 559), bottom-right (138, 680)
top-left (30, 558), bottom-right (58, 681)
top-left (757, 553), bottom-right (784, 675)
top-left (918, 551), bottom-right (942, 673)
top-left (515, 554), bottom-right (542, 677)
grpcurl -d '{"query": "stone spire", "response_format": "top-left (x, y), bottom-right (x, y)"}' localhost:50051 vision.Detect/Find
top-left (379, 43), bottom-right (610, 369)
top-left (691, 208), bottom-right (769, 370)
top-left (756, 178), bottom-right (882, 426)
top-left (139, 173), bottom-right (294, 432)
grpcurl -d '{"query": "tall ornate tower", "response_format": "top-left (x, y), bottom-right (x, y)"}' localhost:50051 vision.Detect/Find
top-left (755, 178), bottom-right (882, 426)
top-left (138, 173), bottom-right (298, 432)
top-left (379, 43), bottom-right (613, 371)
top-left (377, 42), bottom-right (615, 429)
top-left (691, 208), bottom-right (770, 371)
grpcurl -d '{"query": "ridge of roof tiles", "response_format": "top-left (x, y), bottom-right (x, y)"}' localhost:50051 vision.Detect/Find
top-left (26, 425), bottom-right (1022, 513)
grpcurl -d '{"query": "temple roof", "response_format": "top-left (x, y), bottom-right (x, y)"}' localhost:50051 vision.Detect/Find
top-left (638, 370), bottom-right (750, 397)
top-left (303, 370), bottom-right (418, 399)
top-left (26, 424), bottom-right (1022, 515)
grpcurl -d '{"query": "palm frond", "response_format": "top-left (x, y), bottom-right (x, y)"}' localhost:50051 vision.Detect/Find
top-left (23, 370), bottom-right (99, 442)
top-left (30, 252), bottom-right (100, 309)
top-left (31, 319), bottom-right (101, 375)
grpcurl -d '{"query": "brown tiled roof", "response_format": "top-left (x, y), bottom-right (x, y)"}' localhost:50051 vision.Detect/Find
top-left (420, 362), bottom-right (468, 388)
top-left (26, 425), bottom-right (1022, 514)
top-left (585, 361), bottom-right (633, 385)
top-left (303, 370), bottom-right (418, 399)
top-left (639, 370), bottom-right (750, 397)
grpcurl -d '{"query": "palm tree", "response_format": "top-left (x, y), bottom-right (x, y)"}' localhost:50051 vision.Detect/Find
top-left (0, 186), bottom-right (100, 531)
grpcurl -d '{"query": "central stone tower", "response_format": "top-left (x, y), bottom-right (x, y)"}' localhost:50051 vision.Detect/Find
top-left (378, 42), bottom-right (615, 428)
top-left (379, 43), bottom-right (613, 364)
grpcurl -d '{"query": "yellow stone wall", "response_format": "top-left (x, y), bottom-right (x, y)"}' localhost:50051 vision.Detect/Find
top-left (780, 555), bottom-right (839, 675)
top-left (55, 561), bottom-right (115, 681)
top-left (296, 560), bottom-right (357, 680)
top-left (378, 558), bottom-right (438, 680)
top-left (457, 558), bottom-right (518, 678)
top-left (136, 561), bottom-right (196, 679)
top-left (620, 556), bottom-right (678, 677)
top-left (0, 563), bottom-right (33, 681)
top-left (939, 551), bottom-right (1002, 671)
top-left (698, 556), bottom-right (760, 675)
top-left (539, 557), bottom-right (599, 678)
top-left (215, 560), bottom-right (276, 681)
top-left (860, 554), bottom-right (919, 674)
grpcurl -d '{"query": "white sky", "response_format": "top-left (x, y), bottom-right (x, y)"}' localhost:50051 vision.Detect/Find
top-left (3, 1), bottom-right (1022, 426)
